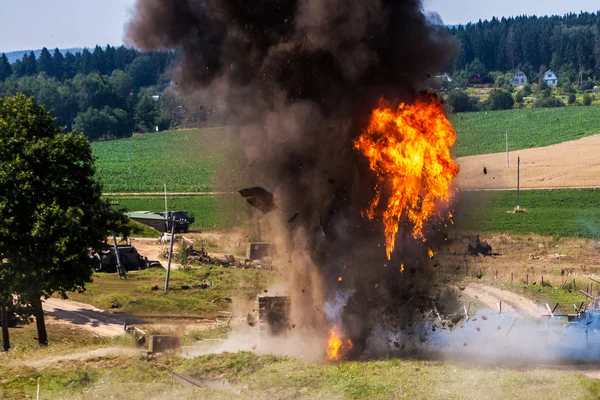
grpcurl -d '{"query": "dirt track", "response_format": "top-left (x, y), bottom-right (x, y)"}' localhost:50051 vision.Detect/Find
top-left (461, 283), bottom-right (545, 319)
top-left (43, 298), bottom-right (126, 337)
top-left (455, 134), bottom-right (600, 190)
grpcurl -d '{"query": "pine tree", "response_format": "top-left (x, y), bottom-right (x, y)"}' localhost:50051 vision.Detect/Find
top-left (0, 54), bottom-right (12, 82)
top-left (37, 47), bottom-right (54, 76)
top-left (52, 48), bottom-right (65, 80)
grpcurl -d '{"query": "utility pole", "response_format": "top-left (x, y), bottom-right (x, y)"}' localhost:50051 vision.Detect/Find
top-left (164, 183), bottom-right (168, 215)
top-left (112, 232), bottom-right (126, 278)
top-left (1, 301), bottom-right (9, 351)
top-left (164, 218), bottom-right (176, 294)
top-left (517, 156), bottom-right (521, 210)
top-left (505, 129), bottom-right (509, 167)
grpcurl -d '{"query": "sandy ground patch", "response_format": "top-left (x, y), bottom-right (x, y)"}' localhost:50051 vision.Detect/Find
top-left (43, 298), bottom-right (126, 337)
top-left (455, 134), bottom-right (600, 190)
top-left (460, 283), bottom-right (545, 319)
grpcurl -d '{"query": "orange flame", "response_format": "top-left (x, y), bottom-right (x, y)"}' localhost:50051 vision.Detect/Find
top-left (354, 94), bottom-right (459, 259)
top-left (327, 325), bottom-right (353, 361)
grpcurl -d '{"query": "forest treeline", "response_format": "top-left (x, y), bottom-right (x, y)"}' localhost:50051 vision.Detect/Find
top-left (0, 45), bottom-right (221, 140)
top-left (448, 12), bottom-right (600, 86)
top-left (3, 12), bottom-right (600, 139)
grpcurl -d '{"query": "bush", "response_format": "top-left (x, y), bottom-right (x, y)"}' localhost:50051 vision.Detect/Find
top-left (536, 96), bottom-right (560, 108)
top-left (533, 96), bottom-right (564, 108)
top-left (568, 93), bottom-right (576, 105)
top-left (580, 80), bottom-right (596, 92)
top-left (515, 92), bottom-right (524, 104)
top-left (446, 90), bottom-right (479, 113)
top-left (483, 89), bottom-right (514, 111)
top-left (583, 94), bottom-right (593, 106)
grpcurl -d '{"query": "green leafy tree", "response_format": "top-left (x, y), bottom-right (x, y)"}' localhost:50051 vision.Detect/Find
top-left (0, 95), bottom-right (129, 346)
top-left (483, 89), bottom-right (514, 111)
top-left (126, 56), bottom-right (157, 89)
top-left (134, 88), bottom-right (160, 131)
top-left (446, 90), bottom-right (479, 113)
top-left (74, 106), bottom-right (132, 140)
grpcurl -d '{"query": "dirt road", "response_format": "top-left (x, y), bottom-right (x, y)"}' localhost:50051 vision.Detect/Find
top-left (24, 347), bottom-right (139, 369)
top-left (455, 134), bottom-right (600, 190)
top-left (461, 283), bottom-right (545, 319)
top-left (43, 298), bottom-right (126, 337)
top-left (130, 238), bottom-right (184, 269)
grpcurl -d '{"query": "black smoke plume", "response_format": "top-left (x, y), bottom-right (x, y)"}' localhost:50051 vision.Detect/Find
top-left (127, 0), bottom-right (456, 358)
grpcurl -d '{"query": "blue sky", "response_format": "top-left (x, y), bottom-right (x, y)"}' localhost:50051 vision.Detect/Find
top-left (1, 0), bottom-right (599, 52)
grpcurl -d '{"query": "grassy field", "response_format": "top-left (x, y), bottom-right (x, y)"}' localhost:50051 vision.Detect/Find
top-left (108, 194), bottom-right (250, 230)
top-left (2, 351), bottom-right (599, 399)
top-left (66, 267), bottom-right (272, 318)
top-left (92, 127), bottom-right (248, 192)
top-left (455, 189), bottom-right (600, 238)
top-left (451, 106), bottom-right (600, 157)
top-left (109, 194), bottom-right (249, 229)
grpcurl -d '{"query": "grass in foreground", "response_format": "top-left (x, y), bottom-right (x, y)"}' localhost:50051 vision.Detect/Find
top-left (92, 127), bottom-right (249, 192)
top-left (455, 189), bottom-right (600, 239)
top-left (2, 352), bottom-right (600, 399)
top-left (451, 106), bottom-right (600, 157)
top-left (65, 267), bottom-right (272, 318)
top-left (108, 194), bottom-right (250, 230)
top-left (0, 322), bottom-right (134, 362)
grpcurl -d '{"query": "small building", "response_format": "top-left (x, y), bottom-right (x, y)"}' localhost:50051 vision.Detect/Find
top-left (468, 73), bottom-right (483, 86)
top-left (511, 71), bottom-right (528, 86)
top-left (543, 70), bottom-right (558, 86)
top-left (435, 73), bottom-right (452, 83)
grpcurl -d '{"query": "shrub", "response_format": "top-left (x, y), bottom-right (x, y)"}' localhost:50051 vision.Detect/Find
top-left (446, 90), bottom-right (479, 113)
top-left (483, 89), bottom-right (514, 111)
top-left (515, 92), bottom-right (524, 104)
top-left (579, 80), bottom-right (596, 92)
top-left (534, 96), bottom-right (564, 108)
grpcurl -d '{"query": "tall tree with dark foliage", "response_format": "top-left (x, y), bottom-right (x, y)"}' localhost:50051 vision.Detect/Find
top-left (0, 94), bottom-right (128, 346)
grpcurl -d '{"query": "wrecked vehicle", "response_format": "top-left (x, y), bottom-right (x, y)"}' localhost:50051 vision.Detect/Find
top-left (93, 245), bottom-right (162, 273)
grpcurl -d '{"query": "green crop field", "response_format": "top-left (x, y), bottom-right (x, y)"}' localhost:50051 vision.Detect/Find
top-left (451, 106), bottom-right (600, 157)
top-left (107, 195), bottom-right (250, 230)
top-left (92, 127), bottom-right (248, 192)
top-left (455, 189), bottom-right (600, 238)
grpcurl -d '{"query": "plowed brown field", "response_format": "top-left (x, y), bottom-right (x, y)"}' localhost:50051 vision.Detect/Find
top-left (455, 134), bottom-right (600, 190)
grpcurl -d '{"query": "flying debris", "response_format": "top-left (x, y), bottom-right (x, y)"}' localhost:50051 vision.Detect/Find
top-left (239, 187), bottom-right (276, 214)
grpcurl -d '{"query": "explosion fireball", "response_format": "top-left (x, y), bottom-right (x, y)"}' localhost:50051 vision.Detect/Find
top-left (327, 325), bottom-right (354, 361)
top-left (354, 94), bottom-right (459, 260)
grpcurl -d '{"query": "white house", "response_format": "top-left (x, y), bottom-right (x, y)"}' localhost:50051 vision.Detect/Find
top-left (543, 70), bottom-right (558, 86)
top-left (511, 71), bottom-right (528, 85)
top-left (435, 73), bottom-right (452, 83)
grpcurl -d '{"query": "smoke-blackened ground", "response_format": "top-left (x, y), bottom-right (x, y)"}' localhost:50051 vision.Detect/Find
top-left (126, 0), bottom-right (457, 358)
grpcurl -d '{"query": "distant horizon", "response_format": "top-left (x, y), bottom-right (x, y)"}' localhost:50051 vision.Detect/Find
top-left (2, 0), bottom-right (599, 53)
top-left (4, 8), bottom-right (600, 54)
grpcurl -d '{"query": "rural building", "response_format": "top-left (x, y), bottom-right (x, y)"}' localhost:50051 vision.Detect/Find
top-left (511, 71), bottom-right (528, 85)
top-left (543, 70), bottom-right (558, 86)
top-left (435, 73), bottom-right (452, 83)
top-left (467, 73), bottom-right (483, 86)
